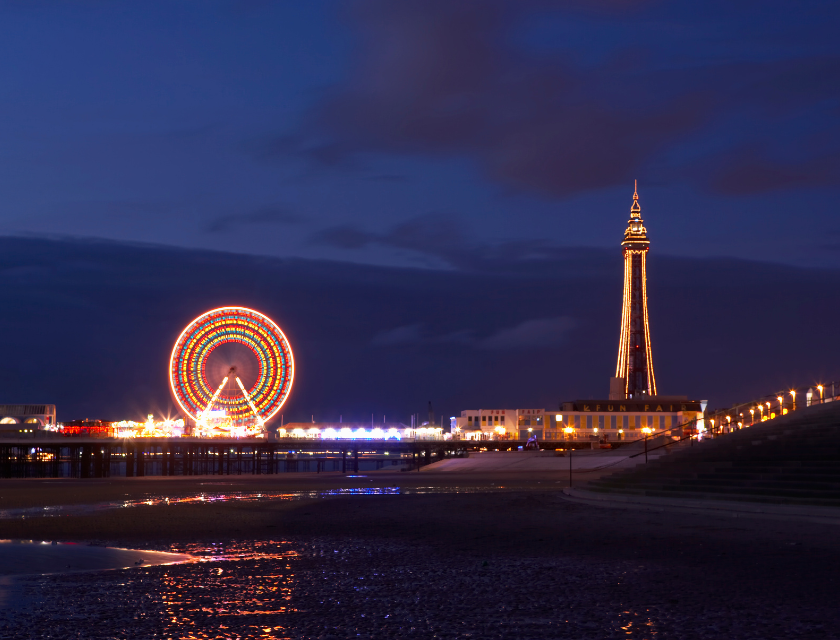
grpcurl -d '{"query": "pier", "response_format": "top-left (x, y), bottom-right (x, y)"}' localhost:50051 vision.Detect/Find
top-left (0, 436), bottom-right (601, 478)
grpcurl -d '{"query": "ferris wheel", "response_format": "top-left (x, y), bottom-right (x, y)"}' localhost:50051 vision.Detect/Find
top-left (169, 307), bottom-right (294, 434)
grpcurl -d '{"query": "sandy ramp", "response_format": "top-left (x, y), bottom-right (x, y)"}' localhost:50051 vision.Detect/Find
top-left (421, 450), bottom-right (659, 473)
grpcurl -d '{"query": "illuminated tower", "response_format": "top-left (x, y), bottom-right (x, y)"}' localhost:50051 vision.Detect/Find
top-left (615, 182), bottom-right (657, 398)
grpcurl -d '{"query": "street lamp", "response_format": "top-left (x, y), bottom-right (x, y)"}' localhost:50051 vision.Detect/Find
top-left (749, 408), bottom-right (755, 424)
top-left (710, 418), bottom-right (715, 435)
top-left (817, 385), bottom-right (824, 403)
top-left (777, 395), bottom-right (784, 415)
top-left (758, 404), bottom-right (764, 420)
top-left (641, 426), bottom-right (653, 462)
top-left (790, 390), bottom-right (796, 410)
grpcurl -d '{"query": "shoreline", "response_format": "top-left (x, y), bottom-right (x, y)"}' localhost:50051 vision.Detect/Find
top-left (2, 477), bottom-right (838, 637)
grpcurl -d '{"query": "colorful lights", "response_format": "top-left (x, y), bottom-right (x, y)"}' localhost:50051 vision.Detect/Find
top-left (114, 416), bottom-right (185, 438)
top-left (169, 307), bottom-right (294, 435)
top-left (272, 426), bottom-right (410, 440)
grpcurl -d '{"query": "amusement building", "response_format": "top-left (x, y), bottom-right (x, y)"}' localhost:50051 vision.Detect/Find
top-left (453, 184), bottom-right (706, 443)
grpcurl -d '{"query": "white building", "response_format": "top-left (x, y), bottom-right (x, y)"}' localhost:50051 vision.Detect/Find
top-left (452, 408), bottom-right (544, 440)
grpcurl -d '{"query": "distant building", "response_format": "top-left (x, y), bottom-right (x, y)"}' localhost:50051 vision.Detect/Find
top-left (452, 400), bottom-right (706, 441)
top-left (452, 408), bottom-right (544, 440)
top-left (0, 404), bottom-right (56, 428)
top-left (0, 404), bottom-right (56, 438)
top-left (552, 398), bottom-right (706, 441)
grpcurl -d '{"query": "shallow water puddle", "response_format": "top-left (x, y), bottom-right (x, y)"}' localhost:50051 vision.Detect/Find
top-left (0, 539), bottom-right (191, 577)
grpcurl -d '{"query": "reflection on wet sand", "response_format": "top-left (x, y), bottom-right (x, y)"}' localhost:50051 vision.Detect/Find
top-left (0, 485), bottom-right (510, 520)
top-left (158, 541), bottom-right (298, 640)
top-left (0, 536), bottom-right (829, 638)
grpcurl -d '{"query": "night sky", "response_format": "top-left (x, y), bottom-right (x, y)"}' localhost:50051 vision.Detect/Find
top-left (1, 1), bottom-right (839, 423)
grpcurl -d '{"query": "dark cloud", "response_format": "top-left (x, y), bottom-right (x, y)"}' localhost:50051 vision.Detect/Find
top-left (307, 0), bottom-right (708, 197)
top-left (310, 214), bottom-right (566, 270)
top-left (370, 323), bottom-right (423, 346)
top-left (365, 174), bottom-right (408, 182)
top-left (710, 147), bottom-right (840, 195)
top-left (310, 225), bottom-right (374, 250)
top-left (480, 317), bottom-right (576, 350)
top-left (249, 134), bottom-right (357, 170)
top-left (264, 1), bottom-right (840, 197)
top-left (372, 317), bottom-right (576, 350)
top-left (206, 206), bottom-right (303, 233)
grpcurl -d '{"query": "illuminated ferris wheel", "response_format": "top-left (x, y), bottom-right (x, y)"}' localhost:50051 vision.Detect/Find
top-left (169, 307), bottom-right (294, 435)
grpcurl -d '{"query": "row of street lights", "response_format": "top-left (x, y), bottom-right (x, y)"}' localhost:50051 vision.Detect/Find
top-left (712, 383), bottom-right (833, 433)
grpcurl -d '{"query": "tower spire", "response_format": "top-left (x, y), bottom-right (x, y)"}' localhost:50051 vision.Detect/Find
top-left (631, 180), bottom-right (641, 217)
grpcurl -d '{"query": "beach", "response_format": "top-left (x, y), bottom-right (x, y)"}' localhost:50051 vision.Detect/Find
top-left (1, 469), bottom-right (838, 638)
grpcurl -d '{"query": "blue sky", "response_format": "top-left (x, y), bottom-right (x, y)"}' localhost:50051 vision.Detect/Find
top-left (1, 1), bottom-right (839, 420)
top-left (1, 0), bottom-right (838, 269)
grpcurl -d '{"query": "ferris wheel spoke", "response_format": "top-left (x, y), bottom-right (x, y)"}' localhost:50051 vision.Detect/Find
top-left (236, 376), bottom-right (265, 427)
top-left (199, 376), bottom-right (229, 422)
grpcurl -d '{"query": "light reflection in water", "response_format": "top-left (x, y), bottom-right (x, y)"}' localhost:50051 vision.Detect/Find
top-left (154, 540), bottom-right (299, 640)
top-left (0, 538), bottom-right (679, 638)
top-left (0, 485), bottom-right (504, 520)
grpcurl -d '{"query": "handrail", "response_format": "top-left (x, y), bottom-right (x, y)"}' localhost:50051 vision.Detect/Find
top-left (706, 379), bottom-right (840, 435)
top-left (569, 377), bottom-right (840, 474)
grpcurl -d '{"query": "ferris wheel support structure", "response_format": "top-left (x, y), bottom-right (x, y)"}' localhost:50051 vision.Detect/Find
top-left (236, 376), bottom-right (265, 427)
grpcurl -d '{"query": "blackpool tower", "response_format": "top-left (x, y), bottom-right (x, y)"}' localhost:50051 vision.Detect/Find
top-left (614, 182), bottom-right (657, 399)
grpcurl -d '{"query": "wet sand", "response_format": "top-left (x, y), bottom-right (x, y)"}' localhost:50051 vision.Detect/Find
top-left (1, 471), bottom-right (839, 638)
top-left (0, 470), bottom-right (560, 510)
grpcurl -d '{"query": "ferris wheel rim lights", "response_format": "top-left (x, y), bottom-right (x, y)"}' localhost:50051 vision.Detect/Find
top-left (169, 306), bottom-right (294, 425)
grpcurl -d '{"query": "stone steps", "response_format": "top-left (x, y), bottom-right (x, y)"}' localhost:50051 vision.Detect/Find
top-left (582, 483), bottom-right (840, 507)
top-left (579, 402), bottom-right (840, 506)
top-left (587, 480), bottom-right (840, 501)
